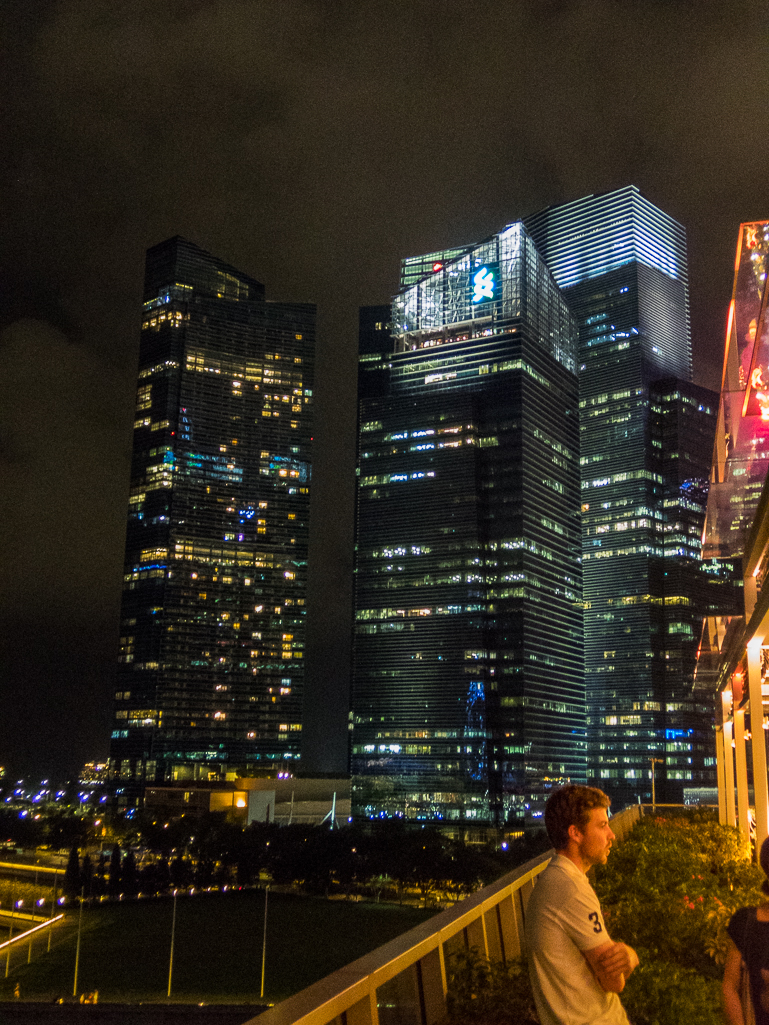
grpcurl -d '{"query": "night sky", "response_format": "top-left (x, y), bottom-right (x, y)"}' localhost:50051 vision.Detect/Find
top-left (1, 0), bottom-right (768, 781)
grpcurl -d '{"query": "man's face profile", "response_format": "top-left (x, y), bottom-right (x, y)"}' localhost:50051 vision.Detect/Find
top-left (570, 807), bottom-right (615, 868)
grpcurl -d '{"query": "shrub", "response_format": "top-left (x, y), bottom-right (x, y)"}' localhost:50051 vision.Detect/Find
top-left (444, 948), bottom-right (538, 1025)
top-left (620, 959), bottom-right (723, 1025)
top-left (594, 811), bottom-right (762, 978)
top-left (595, 809), bottom-right (761, 1013)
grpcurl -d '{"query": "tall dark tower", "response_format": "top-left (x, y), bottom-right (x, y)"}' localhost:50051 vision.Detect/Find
top-left (352, 223), bottom-right (584, 829)
top-left (525, 187), bottom-right (717, 805)
top-left (110, 238), bottom-right (314, 800)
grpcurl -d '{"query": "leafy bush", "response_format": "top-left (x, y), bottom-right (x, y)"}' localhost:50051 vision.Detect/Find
top-left (444, 948), bottom-right (538, 1025)
top-left (594, 811), bottom-right (762, 979)
top-left (620, 959), bottom-right (723, 1025)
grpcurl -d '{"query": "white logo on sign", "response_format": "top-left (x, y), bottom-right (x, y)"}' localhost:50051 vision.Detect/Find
top-left (472, 267), bottom-right (495, 302)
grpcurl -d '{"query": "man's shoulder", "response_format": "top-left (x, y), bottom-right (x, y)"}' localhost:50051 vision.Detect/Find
top-left (538, 854), bottom-right (585, 887)
top-left (527, 855), bottom-right (603, 928)
top-left (529, 856), bottom-right (583, 906)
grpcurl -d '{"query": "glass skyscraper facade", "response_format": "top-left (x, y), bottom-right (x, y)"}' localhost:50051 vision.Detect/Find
top-left (352, 223), bottom-right (584, 827)
top-left (525, 187), bottom-right (717, 805)
top-left (110, 237), bottom-right (314, 796)
top-left (698, 222), bottom-right (769, 705)
top-left (399, 246), bottom-right (473, 290)
top-left (702, 222), bottom-right (769, 560)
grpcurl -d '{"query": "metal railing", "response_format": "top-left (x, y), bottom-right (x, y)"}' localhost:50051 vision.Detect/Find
top-left (246, 804), bottom-right (641, 1025)
top-left (0, 914), bottom-right (64, 952)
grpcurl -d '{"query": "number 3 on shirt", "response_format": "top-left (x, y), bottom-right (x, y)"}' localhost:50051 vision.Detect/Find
top-left (588, 912), bottom-right (603, 934)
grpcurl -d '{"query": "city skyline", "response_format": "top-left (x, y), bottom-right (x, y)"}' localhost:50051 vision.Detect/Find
top-left (2, 1), bottom-right (768, 779)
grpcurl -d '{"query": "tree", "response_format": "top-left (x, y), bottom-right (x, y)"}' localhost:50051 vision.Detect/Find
top-left (236, 823), bottom-right (273, 885)
top-left (80, 854), bottom-right (94, 898)
top-left (63, 846), bottom-right (80, 899)
top-left (170, 855), bottom-right (193, 889)
top-left (442, 842), bottom-right (501, 903)
top-left (400, 828), bottom-right (447, 905)
top-left (157, 856), bottom-right (171, 892)
top-left (45, 812), bottom-right (88, 852)
top-left (92, 852), bottom-right (108, 896)
top-left (122, 849), bottom-right (139, 896)
top-left (194, 858), bottom-right (215, 889)
top-left (108, 842), bottom-right (122, 897)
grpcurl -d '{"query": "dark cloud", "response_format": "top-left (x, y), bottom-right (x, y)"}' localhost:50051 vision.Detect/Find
top-left (1, 0), bottom-right (768, 777)
top-left (0, 320), bottom-right (130, 776)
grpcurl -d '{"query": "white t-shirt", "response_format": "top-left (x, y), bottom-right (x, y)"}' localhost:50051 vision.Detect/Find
top-left (524, 854), bottom-right (630, 1025)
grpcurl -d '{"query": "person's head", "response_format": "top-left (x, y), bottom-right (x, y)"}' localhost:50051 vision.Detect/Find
top-left (545, 784), bottom-right (612, 851)
top-left (760, 836), bottom-right (769, 895)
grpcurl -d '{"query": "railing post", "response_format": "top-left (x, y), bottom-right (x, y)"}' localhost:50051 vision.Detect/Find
top-left (735, 708), bottom-right (751, 839)
top-left (723, 692), bottom-right (737, 828)
top-left (437, 940), bottom-right (447, 996)
top-left (483, 907), bottom-right (502, 962)
top-left (513, 878), bottom-right (534, 959)
top-left (748, 638), bottom-right (769, 856)
top-left (367, 986), bottom-right (379, 1025)
top-left (496, 892), bottom-right (520, 961)
top-left (465, 915), bottom-right (486, 957)
top-left (346, 995), bottom-right (375, 1025)
top-left (716, 725), bottom-right (727, 825)
top-left (417, 949), bottom-right (445, 1025)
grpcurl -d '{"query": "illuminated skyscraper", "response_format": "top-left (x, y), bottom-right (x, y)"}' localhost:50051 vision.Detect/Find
top-left (352, 223), bottom-right (584, 827)
top-left (525, 187), bottom-right (717, 805)
top-left (110, 237), bottom-right (314, 797)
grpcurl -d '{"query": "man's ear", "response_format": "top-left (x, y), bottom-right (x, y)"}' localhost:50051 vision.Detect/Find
top-left (567, 823), bottom-right (582, 845)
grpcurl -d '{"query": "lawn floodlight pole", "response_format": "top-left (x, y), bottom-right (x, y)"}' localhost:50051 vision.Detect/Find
top-left (167, 889), bottom-right (178, 998)
top-left (48, 872), bottom-right (58, 953)
top-left (5, 883), bottom-right (17, 978)
top-left (260, 885), bottom-right (269, 999)
top-left (73, 887), bottom-right (84, 997)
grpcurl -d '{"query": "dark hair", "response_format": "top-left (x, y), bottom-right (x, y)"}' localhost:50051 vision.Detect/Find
top-left (544, 784), bottom-right (611, 850)
top-left (760, 836), bottom-right (769, 896)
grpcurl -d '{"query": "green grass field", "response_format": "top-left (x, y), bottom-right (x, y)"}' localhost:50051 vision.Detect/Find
top-left (0, 890), bottom-right (438, 1004)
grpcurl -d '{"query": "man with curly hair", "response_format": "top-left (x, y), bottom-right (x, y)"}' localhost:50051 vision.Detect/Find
top-left (525, 784), bottom-right (638, 1024)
